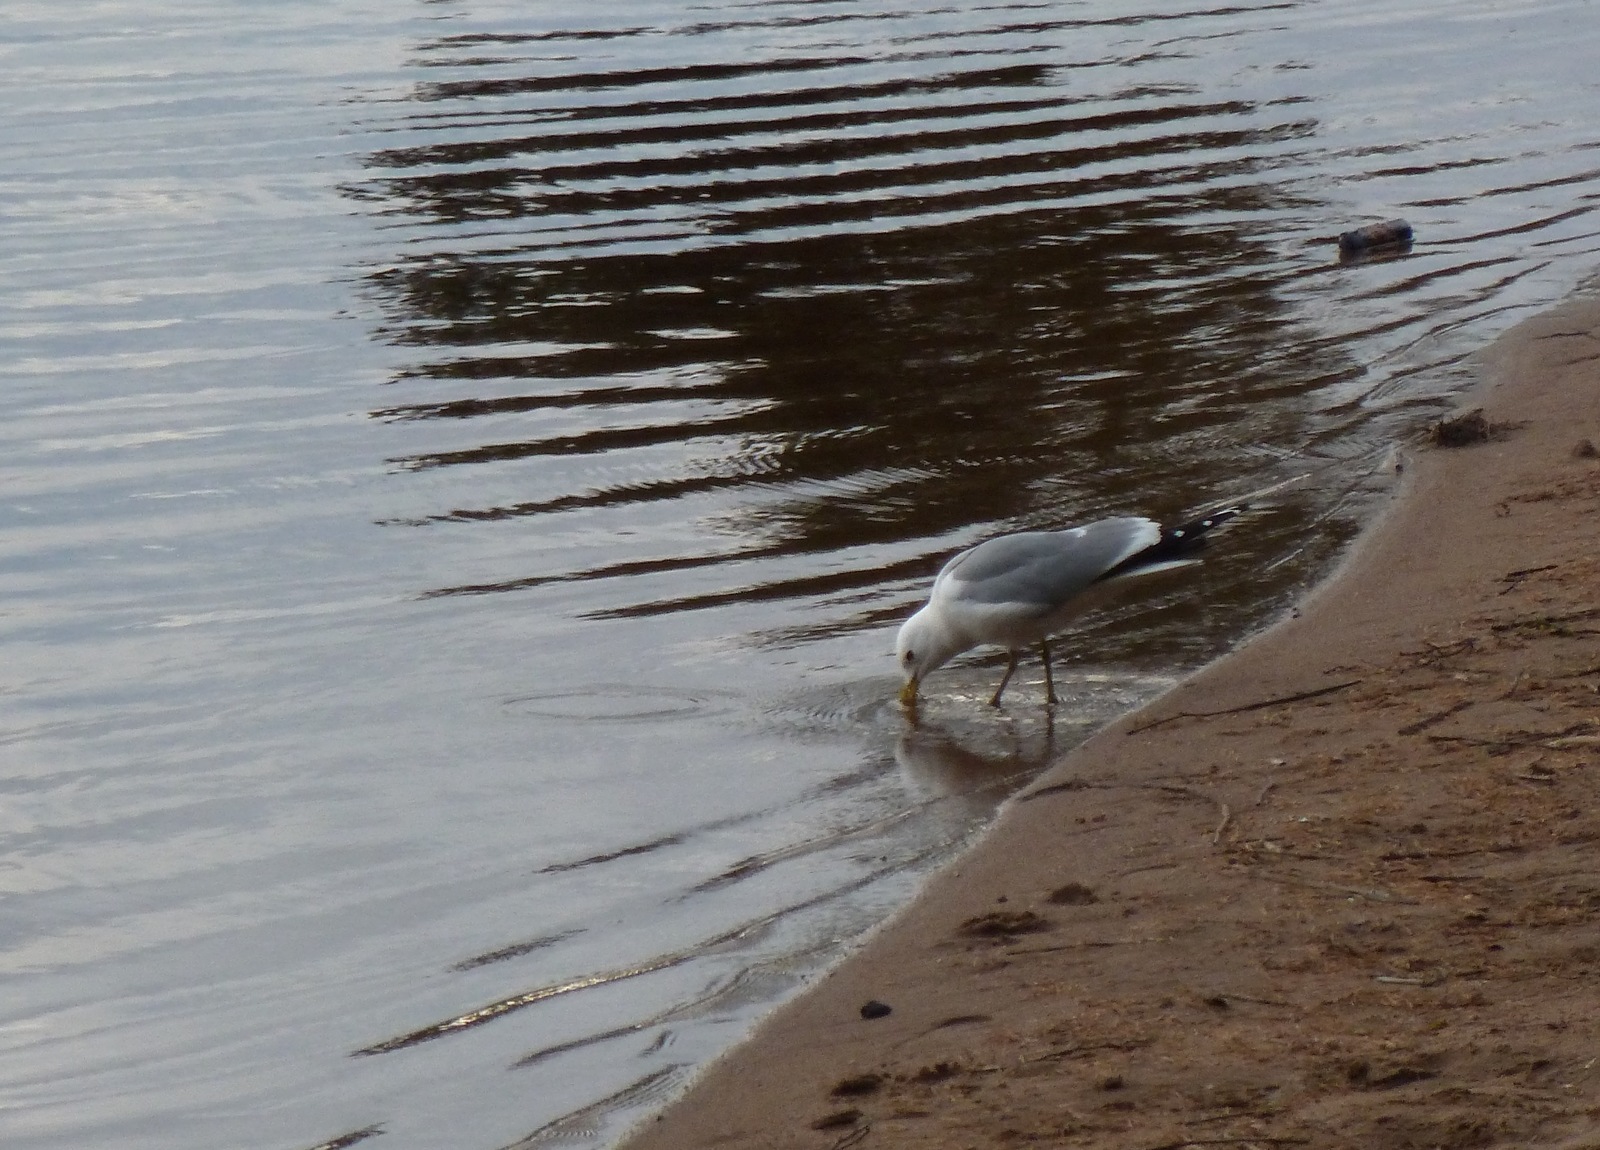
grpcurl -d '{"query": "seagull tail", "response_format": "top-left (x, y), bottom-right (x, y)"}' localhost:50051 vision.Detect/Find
top-left (1099, 504), bottom-right (1247, 581)
top-left (1166, 468), bottom-right (1309, 544)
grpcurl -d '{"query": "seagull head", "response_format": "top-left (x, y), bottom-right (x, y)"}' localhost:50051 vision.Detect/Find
top-left (894, 605), bottom-right (965, 707)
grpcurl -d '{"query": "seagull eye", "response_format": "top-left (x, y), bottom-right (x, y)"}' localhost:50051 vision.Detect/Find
top-left (903, 650), bottom-right (915, 663)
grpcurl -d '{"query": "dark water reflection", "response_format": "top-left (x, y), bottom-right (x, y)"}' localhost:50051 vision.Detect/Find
top-left (358, 10), bottom-right (1357, 662)
top-left (5, 1), bottom-right (1600, 1148)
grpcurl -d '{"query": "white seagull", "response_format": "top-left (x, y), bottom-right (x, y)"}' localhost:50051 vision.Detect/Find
top-left (895, 506), bottom-right (1245, 708)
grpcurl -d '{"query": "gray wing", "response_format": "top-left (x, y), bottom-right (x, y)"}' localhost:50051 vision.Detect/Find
top-left (936, 517), bottom-right (1159, 609)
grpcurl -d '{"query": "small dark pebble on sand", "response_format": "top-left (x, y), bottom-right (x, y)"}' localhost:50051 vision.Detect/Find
top-left (860, 1000), bottom-right (892, 1019)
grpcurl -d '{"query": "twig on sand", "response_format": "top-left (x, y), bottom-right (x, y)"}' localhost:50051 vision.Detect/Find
top-left (1427, 722), bottom-right (1594, 754)
top-left (1007, 938), bottom-right (1138, 956)
top-left (1022, 1038), bottom-right (1152, 1065)
top-left (1498, 563), bottom-right (1558, 594)
top-left (1144, 1137), bottom-right (1310, 1150)
top-left (1126, 680), bottom-right (1362, 734)
top-left (1397, 699), bottom-right (1474, 735)
top-left (828, 1124), bottom-right (870, 1150)
top-left (1135, 783), bottom-right (1233, 846)
top-left (1492, 605), bottom-right (1600, 633)
top-left (1251, 871), bottom-right (1417, 905)
top-left (1206, 991), bottom-right (1291, 1007)
top-left (1212, 801), bottom-right (1234, 845)
top-left (1400, 637), bottom-right (1478, 664)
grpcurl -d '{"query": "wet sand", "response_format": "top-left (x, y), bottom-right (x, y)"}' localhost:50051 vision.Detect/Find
top-left (622, 292), bottom-right (1600, 1150)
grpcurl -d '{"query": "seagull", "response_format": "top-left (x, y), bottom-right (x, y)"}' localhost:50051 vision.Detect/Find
top-left (895, 506), bottom-right (1245, 708)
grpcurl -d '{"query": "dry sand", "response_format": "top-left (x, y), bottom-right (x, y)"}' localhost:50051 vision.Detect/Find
top-left (622, 293), bottom-right (1600, 1150)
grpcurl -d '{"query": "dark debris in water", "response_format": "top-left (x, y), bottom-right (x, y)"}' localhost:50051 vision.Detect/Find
top-left (301, 1126), bottom-right (384, 1150)
top-left (1337, 218), bottom-right (1414, 255)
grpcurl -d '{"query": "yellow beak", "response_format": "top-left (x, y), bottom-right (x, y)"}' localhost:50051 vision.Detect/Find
top-left (898, 677), bottom-right (920, 708)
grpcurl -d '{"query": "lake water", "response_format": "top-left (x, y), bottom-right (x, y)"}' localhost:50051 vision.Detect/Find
top-left (3, 1), bottom-right (1598, 1147)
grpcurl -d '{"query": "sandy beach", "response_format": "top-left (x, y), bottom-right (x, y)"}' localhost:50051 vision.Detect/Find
top-left (621, 291), bottom-right (1600, 1150)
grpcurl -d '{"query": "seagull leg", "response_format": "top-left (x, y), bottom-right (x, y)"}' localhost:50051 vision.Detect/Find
top-left (989, 651), bottom-right (1019, 708)
top-left (1040, 639), bottom-right (1057, 705)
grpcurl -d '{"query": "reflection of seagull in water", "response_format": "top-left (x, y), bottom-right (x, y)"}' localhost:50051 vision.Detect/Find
top-left (893, 724), bottom-right (1055, 800)
top-left (895, 506), bottom-right (1246, 709)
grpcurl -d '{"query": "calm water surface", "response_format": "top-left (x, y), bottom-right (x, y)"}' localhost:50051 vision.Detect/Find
top-left (3, 1), bottom-right (1599, 1147)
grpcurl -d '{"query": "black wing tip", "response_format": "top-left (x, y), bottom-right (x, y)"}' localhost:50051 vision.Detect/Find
top-left (1165, 503), bottom-right (1248, 542)
top-left (1100, 504), bottom-right (1247, 581)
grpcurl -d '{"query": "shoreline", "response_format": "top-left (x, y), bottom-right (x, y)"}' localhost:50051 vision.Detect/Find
top-left (622, 292), bottom-right (1600, 1150)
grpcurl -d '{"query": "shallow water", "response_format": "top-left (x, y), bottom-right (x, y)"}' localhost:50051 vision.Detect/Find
top-left (3, 1), bottom-right (1599, 1147)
